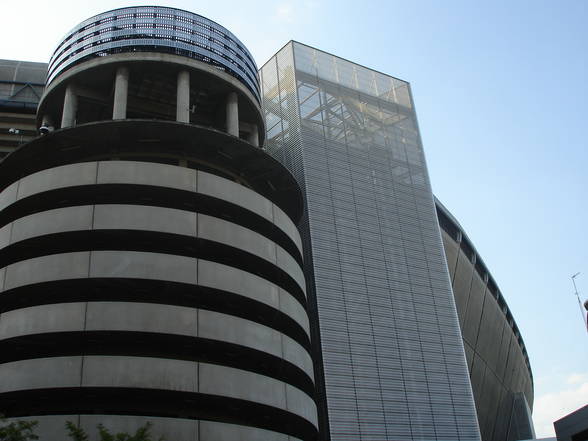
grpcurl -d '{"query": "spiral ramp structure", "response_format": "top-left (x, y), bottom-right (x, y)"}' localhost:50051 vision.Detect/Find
top-left (0, 7), bottom-right (317, 441)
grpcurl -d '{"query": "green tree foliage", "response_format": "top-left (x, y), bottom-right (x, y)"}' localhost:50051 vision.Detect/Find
top-left (66, 421), bottom-right (163, 441)
top-left (0, 417), bottom-right (161, 441)
top-left (64, 422), bottom-right (89, 441)
top-left (0, 416), bottom-right (39, 441)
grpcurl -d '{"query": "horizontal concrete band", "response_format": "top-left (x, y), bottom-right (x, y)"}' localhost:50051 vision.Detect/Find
top-left (0, 254), bottom-right (310, 337)
top-left (0, 302), bottom-right (313, 380)
top-left (0, 205), bottom-right (305, 293)
top-left (0, 388), bottom-right (318, 440)
top-left (0, 356), bottom-right (318, 428)
top-left (0, 184), bottom-right (302, 269)
top-left (0, 233), bottom-right (307, 310)
top-left (0, 333), bottom-right (314, 399)
top-left (0, 160), bottom-right (302, 255)
top-left (6, 415), bottom-right (304, 441)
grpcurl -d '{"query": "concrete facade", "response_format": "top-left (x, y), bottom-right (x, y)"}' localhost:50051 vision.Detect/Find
top-left (0, 7), bottom-right (317, 441)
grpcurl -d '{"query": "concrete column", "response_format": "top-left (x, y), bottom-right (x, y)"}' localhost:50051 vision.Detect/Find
top-left (113, 66), bottom-right (129, 120)
top-left (41, 115), bottom-right (53, 126)
top-left (248, 124), bottom-right (259, 147)
top-left (41, 114), bottom-right (54, 132)
top-left (61, 84), bottom-right (77, 128)
top-left (176, 70), bottom-right (190, 123)
top-left (226, 92), bottom-right (239, 137)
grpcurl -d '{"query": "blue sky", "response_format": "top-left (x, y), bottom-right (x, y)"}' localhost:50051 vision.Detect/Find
top-left (1, 0), bottom-right (586, 437)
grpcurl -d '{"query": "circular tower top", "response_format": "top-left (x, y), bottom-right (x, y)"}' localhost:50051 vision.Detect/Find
top-left (46, 6), bottom-right (260, 102)
top-left (38, 6), bottom-right (264, 146)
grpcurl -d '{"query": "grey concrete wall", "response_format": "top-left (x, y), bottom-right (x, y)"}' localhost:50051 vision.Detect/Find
top-left (1, 254), bottom-right (309, 336)
top-left (0, 158), bottom-right (316, 440)
top-left (198, 260), bottom-right (310, 335)
top-left (2, 356), bottom-right (318, 428)
top-left (0, 161), bottom-right (302, 259)
top-left (198, 170), bottom-right (303, 254)
top-left (0, 301), bottom-right (312, 378)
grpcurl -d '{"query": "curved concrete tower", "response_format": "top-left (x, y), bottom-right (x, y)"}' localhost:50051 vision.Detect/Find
top-left (0, 7), bottom-right (317, 441)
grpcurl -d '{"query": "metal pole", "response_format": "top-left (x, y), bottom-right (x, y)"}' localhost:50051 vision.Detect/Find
top-left (571, 272), bottom-right (586, 329)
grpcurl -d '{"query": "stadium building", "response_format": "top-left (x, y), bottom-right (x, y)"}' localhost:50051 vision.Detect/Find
top-left (0, 7), bottom-right (533, 441)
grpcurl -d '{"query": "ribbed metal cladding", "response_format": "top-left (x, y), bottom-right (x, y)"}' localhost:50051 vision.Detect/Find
top-left (0, 8), bottom-right (317, 441)
top-left (436, 201), bottom-right (534, 441)
top-left (261, 41), bottom-right (481, 441)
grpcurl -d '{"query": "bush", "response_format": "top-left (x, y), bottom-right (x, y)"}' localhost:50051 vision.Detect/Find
top-left (65, 421), bottom-right (163, 441)
top-left (0, 416), bottom-right (39, 441)
top-left (0, 417), bottom-right (161, 441)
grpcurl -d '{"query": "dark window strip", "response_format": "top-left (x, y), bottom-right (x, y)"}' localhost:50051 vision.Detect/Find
top-left (0, 278), bottom-right (310, 351)
top-left (0, 331), bottom-right (314, 397)
top-left (0, 230), bottom-right (306, 309)
top-left (0, 184), bottom-right (302, 266)
top-left (0, 388), bottom-right (317, 440)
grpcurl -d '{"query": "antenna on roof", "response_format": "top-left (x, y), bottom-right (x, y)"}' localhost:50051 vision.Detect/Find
top-left (571, 272), bottom-right (587, 332)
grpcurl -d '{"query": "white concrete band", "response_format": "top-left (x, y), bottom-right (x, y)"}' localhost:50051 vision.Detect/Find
top-left (0, 161), bottom-right (303, 255)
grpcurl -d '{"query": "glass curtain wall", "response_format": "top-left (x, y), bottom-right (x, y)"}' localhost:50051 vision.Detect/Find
top-left (260, 41), bottom-right (481, 441)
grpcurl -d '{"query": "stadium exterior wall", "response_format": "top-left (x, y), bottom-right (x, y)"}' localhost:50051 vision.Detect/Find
top-left (0, 10), bottom-right (535, 441)
top-left (436, 200), bottom-right (535, 441)
top-left (0, 60), bottom-right (47, 156)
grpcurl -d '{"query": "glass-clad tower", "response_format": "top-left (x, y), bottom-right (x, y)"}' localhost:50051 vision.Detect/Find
top-left (261, 41), bottom-right (482, 441)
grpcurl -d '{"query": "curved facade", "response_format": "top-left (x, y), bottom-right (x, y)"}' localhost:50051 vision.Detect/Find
top-left (46, 6), bottom-right (260, 102)
top-left (436, 200), bottom-right (534, 441)
top-left (0, 7), bottom-right (317, 441)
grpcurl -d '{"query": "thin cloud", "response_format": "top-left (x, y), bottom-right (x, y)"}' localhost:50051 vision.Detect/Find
top-left (533, 376), bottom-right (588, 437)
top-left (566, 373), bottom-right (588, 384)
top-left (274, 1), bottom-right (319, 23)
top-left (275, 3), bottom-right (295, 22)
